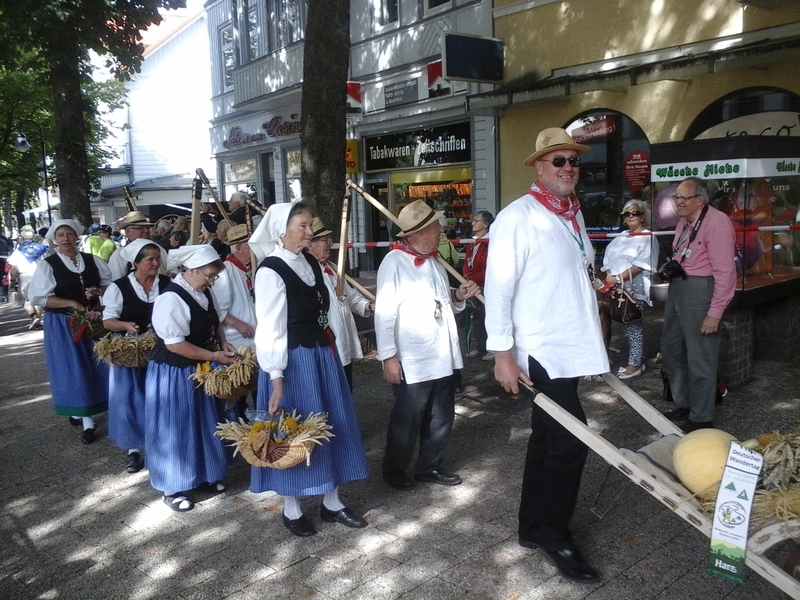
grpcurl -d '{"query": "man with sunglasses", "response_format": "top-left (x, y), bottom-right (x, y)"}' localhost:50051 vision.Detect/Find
top-left (484, 127), bottom-right (608, 583)
top-left (661, 176), bottom-right (736, 432)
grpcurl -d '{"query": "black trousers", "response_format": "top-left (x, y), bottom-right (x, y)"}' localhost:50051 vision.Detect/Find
top-left (518, 356), bottom-right (588, 550)
top-left (382, 374), bottom-right (455, 476)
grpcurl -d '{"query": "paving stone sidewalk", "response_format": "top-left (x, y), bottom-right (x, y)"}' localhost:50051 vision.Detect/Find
top-left (0, 299), bottom-right (796, 599)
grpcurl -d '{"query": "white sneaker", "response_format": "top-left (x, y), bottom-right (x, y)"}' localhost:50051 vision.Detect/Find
top-left (466, 350), bottom-right (480, 358)
top-left (482, 352), bottom-right (495, 361)
top-left (28, 317), bottom-right (40, 331)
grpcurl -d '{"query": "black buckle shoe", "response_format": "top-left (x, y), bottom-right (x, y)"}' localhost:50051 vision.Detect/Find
top-left (320, 505), bottom-right (367, 528)
top-left (663, 407), bottom-right (690, 421)
top-left (283, 514), bottom-right (316, 537)
top-left (414, 469), bottom-right (462, 486)
top-left (81, 428), bottom-right (96, 444)
top-left (125, 452), bottom-right (143, 473)
top-left (383, 470), bottom-right (414, 490)
top-left (520, 541), bottom-right (600, 583)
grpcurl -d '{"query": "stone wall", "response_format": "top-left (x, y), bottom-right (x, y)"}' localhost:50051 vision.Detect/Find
top-left (719, 308), bottom-right (753, 387)
top-left (753, 294), bottom-right (800, 362)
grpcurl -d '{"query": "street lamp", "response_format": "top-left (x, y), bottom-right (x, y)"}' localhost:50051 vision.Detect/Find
top-left (12, 120), bottom-right (52, 225)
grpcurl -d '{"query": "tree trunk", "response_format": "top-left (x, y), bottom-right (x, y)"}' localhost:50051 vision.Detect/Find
top-left (48, 20), bottom-right (92, 226)
top-left (300, 0), bottom-right (350, 234)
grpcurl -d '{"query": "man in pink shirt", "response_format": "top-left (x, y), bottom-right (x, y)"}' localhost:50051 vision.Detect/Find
top-left (661, 176), bottom-right (736, 432)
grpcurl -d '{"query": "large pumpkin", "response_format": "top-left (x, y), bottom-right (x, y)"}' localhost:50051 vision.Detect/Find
top-left (673, 428), bottom-right (737, 498)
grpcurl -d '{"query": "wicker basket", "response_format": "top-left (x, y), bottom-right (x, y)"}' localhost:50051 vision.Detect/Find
top-left (94, 331), bottom-right (156, 368)
top-left (239, 431), bottom-right (316, 469)
top-left (210, 368), bottom-right (257, 400)
top-left (68, 310), bottom-right (107, 341)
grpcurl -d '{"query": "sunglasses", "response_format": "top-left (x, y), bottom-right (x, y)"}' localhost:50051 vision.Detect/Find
top-left (621, 211), bottom-right (643, 218)
top-left (538, 156), bottom-right (581, 168)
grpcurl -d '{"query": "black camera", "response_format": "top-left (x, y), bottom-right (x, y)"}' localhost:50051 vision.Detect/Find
top-left (658, 259), bottom-right (685, 282)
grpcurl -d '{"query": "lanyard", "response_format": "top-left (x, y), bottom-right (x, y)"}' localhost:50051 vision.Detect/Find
top-left (673, 205), bottom-right (708, 262)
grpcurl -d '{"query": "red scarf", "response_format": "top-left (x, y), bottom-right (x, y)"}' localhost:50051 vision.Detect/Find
top-left (527, 182), bottom-right (581, 233)
top-left (225, 254), bottom-right (252, 291)
top-left (320, 261), bottom-right (335, 277)
top-left (392, 239), bottom-right (439, 266)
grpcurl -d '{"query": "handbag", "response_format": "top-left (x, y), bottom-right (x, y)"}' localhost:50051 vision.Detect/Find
top-left (605, 270), bottom-right (642, 324)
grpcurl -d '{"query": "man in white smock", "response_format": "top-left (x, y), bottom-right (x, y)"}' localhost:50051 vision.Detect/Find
top-left (485, 127), bottom-right (609, 584)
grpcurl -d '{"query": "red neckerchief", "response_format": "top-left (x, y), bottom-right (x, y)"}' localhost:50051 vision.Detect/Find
top-left (527, 182), bottom-right (581, 234)
top-left (225, 254), bottom-right (252, 291)
top-left (392, 239), bottom-right (439, 266)
top-left (320, 261), bottom-right (335, 277)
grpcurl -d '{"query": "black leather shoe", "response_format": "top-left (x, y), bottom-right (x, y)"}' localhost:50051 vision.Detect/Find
top-left (383, 471), bottom-right (414, 490)
top-left (663, 407), bottom-right (690, 421)
top-left (81, 428), bottom-right (96, 444)
top-left (414, 469), bottom-right (462, 486)
top-left (521, 542), bottom-right (600, 583)
top-left (69, 416), bottom-right (81, 427)
top-left (283, 514), bottom-right (316, 537)
top-left (681, 419), bottom-right (714, 433)
top-left (321, 505), bottom-right (367, 528)
top-left (125, 452), bottom-right (143, 473)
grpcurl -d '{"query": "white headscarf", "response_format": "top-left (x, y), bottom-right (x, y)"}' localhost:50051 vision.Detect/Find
top-left (248, 202), bottom-right (296, 257)
top-left (119, 239), bottom-right (162, 265)
top-left (166, 244), bottom-right (221, 273)
top-left (46, 219), bottom-right (84, 240)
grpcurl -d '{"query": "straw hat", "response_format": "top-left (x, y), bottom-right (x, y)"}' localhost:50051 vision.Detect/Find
top-left (225, 223), bottom-right (250, 245)
top-left (522, 127), bottom-right (590, 167)
top-left (311, 217), bottom-right (333, 239)
top-left (395, 200), bottom-right (444, 238)
top-left (118, 210), bottom-right (155, 229)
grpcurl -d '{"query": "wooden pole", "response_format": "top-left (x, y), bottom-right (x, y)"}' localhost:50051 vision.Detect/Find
top-left (196, 168), bottom-right (234, 228)
top-left (189, 176), bottom-right (202, 245)
top-left (336, 191), bottom-right (350, 298)
top-left (123, 186), bottom-right (138, 212)
top-left (345, 178), bottom-right (485, 304)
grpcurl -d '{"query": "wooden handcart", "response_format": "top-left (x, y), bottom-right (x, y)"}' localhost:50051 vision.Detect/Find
top-left (526, 372), bottom-right (800, 599)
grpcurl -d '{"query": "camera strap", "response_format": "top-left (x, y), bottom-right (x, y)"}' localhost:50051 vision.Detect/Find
top-left (673, 204), bottom-right (709, 264)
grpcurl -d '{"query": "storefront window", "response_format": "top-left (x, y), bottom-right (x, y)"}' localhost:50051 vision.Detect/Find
top-left (389, 167), bottom-right (472, 239)
top-left (223, 158), bottom-right (258, 205)
top-left (688, 87), bottom-right (800, 140)
top-left (565, 111), bottom-right (651, 232)
top-left (285, 149), bottom-right (302, 202)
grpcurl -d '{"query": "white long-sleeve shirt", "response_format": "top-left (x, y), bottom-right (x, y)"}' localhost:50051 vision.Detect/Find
top-left (375, 250), bottom-right (465, 385)
top-left (29, 252), bottom-right (112, 306)
top-left (254, 247), bottom-right (315, 380)
top-left (484, 192), bottom-right (609, 379)
top-left (317, 261), bottom-right (371, 366)
top-left (212, 263), bottom-right (256, 352)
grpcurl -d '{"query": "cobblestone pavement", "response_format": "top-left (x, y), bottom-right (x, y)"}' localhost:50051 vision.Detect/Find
top-left (0, 299), bottom-right (797, 599)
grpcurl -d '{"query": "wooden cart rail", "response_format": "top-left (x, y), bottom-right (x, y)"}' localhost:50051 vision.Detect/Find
top-left (524, 373), bottom-right (800, 599)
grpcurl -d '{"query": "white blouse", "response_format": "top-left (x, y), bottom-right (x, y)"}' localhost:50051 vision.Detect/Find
top-left (101, 273), bottom-right (165, 320)
top-left (29, 252), bottom-right (112, 307)
top-left (151, 273), bottom-right (211, 345)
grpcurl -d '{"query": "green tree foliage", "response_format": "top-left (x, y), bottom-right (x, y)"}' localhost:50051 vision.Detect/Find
top-left (300, 0), bottom-right (350, 235)
top-left (0, 0), bottom-right (185, 226)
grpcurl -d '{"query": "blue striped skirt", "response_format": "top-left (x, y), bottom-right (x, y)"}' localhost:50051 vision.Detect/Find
top-left (43, 312), bottom-right (108, 416)
top-left (144, 362), bottom-right (229, 496)
top-left (108, 365), bottom-right (146, 450)
top-left (250, 343), bottom-right (369, 497)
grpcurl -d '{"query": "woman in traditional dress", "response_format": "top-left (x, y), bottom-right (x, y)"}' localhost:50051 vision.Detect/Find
top-left (101, 240), bottom-right (171, 473)
top-left (145, 245), bottom-right (237, 512)
top-left (250, 202), bottom-right (369, 537)
top-left (29, 219), bottom-right (112, 444)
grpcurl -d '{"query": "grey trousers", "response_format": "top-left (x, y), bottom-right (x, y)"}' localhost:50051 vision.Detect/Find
top-left (660, 276), bottom-right (721, 423)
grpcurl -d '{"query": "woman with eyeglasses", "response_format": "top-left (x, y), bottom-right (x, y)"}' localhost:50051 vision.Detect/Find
top-left (145, 245), bottom-right (237, 512)
top-left (599, 199), bottom-right (652, 379)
